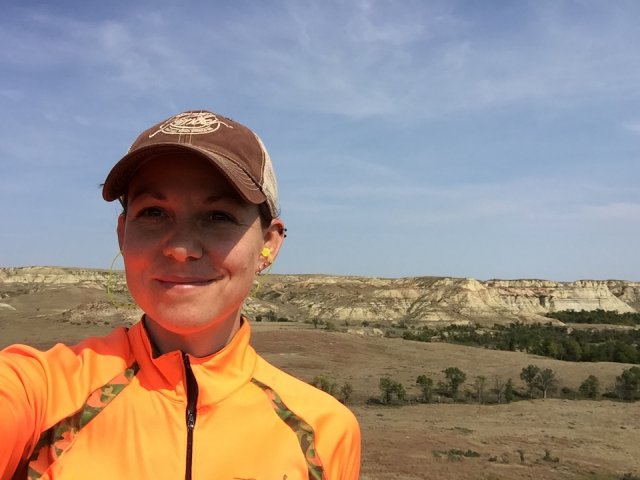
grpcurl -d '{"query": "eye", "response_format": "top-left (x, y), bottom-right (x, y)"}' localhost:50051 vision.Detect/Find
top-left (136, 207), bottom-right (167, 218)
top-left (205, 211), bottom-right (237, 223)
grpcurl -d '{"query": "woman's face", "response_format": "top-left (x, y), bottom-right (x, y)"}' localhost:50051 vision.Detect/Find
top-left (117, 153), bottom-right (283, 335)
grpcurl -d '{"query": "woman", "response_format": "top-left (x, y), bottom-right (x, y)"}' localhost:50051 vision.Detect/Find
top-left (0, 110), bottom-right (361, 479)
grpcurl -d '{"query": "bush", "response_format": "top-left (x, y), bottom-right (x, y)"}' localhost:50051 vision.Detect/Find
top-left (579, 374), bottom-right (600, 399)
top-left (416, 375), bottom-right (434, 403)
top-left (339, 382), bottom-right (353, 404)
top-left (520, 365), bottom-right (540, 396)
top-left (433, 449), bottom-right (481, 462)
top-left (615, 366), bottom-right (640, 401)
top-left (311, 375), bottom-right (337, 396)
top-left (560, 386), bottom-right (579, 400)
top-left (520, 365), bottom-right (558, 399)
top-left (504, 378), bottom-right (515, 403)
top-left (311, 376), bottom-right (353, 404)
top-left (379, 376), bottom-right (407, 405)
top-left (443, 367), bottom-right (466, 399)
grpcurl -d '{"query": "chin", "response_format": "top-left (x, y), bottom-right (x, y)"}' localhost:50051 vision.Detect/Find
top-left (149, 305), bottom-right (234, 334)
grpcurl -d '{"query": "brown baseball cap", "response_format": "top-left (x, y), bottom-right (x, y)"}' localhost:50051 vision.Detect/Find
top-left (102, 110), bottom-right (279, 218)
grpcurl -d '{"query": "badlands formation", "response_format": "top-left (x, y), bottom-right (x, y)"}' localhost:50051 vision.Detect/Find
top-left (1, 266), bottom-right (639, 327)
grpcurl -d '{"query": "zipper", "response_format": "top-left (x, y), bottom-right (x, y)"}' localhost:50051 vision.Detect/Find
top-left (183, 353), bottom-right (199, 480)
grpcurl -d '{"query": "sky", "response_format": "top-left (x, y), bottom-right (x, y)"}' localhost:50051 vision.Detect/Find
top-left (1, 0), bottom-right (639, 281)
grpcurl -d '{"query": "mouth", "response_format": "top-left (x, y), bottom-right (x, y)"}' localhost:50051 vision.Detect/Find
top-left (154, 276), bottom-right (215, 288)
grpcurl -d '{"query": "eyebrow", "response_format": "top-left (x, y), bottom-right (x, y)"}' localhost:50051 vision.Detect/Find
top-left (128, 190), bottom-right (244, 206)
top-left (128, 190), bottom-right (166, 203)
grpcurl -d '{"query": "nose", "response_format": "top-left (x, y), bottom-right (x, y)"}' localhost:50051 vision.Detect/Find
top-left (162, 221), bottom-right (203, 262)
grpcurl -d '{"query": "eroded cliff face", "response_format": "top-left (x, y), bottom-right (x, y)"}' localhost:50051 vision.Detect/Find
top-left (0, 267), bottom-right (123, 289)
top-left (1, 267), bottom-right (638, 326)
top-left (247, 275), bottom-right (640, 325)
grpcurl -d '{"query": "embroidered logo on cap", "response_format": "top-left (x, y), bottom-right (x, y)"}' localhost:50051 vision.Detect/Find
top-left (149, 111), bottom-right (233, 138)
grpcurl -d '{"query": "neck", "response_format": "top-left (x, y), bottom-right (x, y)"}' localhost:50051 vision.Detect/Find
top-left (144, 314), bottom-right (243, 358)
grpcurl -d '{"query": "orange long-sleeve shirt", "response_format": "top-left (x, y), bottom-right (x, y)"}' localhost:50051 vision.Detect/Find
top-left (0, 319), bottom-right (361, 479)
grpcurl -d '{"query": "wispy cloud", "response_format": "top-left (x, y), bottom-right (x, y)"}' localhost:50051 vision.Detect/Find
top-left (204, 1), bottom-right (640, 119)
top-left (623, 122), bottom-right (640, 134)
top-left (4, 2), bottom-right (640, 121)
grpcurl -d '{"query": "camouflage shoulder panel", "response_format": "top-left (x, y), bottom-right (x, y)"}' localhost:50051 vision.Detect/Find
top-left (251, 378), bottom-right (325, 480)
top-left (27, 363), bottom-right (139, 480)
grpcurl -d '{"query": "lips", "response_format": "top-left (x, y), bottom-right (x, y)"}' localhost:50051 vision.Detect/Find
top-left (154, 275), bottom-right (215, 287)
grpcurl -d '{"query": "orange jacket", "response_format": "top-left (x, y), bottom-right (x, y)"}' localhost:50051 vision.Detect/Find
top-left (0, 319), bottom-right (361, 479)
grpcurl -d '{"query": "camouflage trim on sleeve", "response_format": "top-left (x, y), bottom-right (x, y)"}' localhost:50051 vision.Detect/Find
top-left (251, 378), bottom-right (325, 480)
top-left (27, 363), bottom-right (139, 480)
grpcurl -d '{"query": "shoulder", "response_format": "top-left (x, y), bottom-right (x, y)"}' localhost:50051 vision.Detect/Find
top-left (252, 355), bottom-right (361, 479)
top-left (0, 327), bottom-right (136, 477)
top-left (2, 326), bottom-right (132, 384)
top-left (1, 326), bottom-right (135, 426)
top-left (252, 354), bottom-right (354, 419)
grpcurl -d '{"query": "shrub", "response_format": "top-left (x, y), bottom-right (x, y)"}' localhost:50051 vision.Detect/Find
top-left (416, 375), bottom-right (434, 403)
top-left (379, 377), bottom-right (407, 405)
top-left (443, 367), bottom-right (466, 399)
top-left (579, 374), bottom-right (600, 399)
top-left (311, 375), bottom-right (353, 404)
top-left (339, 382), bottom-right (353, 404)
top-left (311, 375), bottom-right (337, 396)
top-left (615, 366), bottom-right (640, 400)
top-left (520, 364), bottom-right (540, 396)
top-left (519, 365), bottom-right (558, 399)
top-left (504, 378), bottom-right (515, 403)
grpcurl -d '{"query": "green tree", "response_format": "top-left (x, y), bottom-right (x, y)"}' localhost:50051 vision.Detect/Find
top-left (379, 377), bottom-right (407, 405)
top-left (535, 368), bottom-right (558, 399)
top-left (504, 378), bottom-right (515, 403)
top-left (520, 364), bottom-right (541, 396)
top-left (416, 375), bottom-right (434, 403)
top-left (615, 366), bottom-right (640, 400)
top-left (563, 338), bottom-right (583, 361)
top-left (578, 375), bottom-right (600, 399)
top-left (443, 367), bottom-right (466, 398)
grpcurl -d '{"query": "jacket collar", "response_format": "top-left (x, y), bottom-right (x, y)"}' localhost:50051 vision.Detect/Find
top-left (128, 317), bottom-right (257, 405)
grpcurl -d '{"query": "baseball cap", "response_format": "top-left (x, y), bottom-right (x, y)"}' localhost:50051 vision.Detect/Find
top-left (102, 110), bottom-right (279, 218)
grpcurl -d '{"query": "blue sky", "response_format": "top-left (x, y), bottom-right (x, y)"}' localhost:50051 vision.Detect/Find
top-left (1, 0), bottom-right (639, 281)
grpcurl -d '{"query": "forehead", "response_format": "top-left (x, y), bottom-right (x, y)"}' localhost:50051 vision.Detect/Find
top-left (126, 153), bottom-right (241, 200)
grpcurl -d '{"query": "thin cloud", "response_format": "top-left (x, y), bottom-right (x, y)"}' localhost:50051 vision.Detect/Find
top-left (6, 2), bottom-right (639, 120)
top-left (623, 122), bottom-right (640, 134)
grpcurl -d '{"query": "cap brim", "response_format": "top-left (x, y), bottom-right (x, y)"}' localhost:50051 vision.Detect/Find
top-left (102, 144), bottom-right (267, 205)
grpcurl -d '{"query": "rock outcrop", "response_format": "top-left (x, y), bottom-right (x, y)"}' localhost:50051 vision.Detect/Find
top-left (245, 275), bottom-right (640, 325)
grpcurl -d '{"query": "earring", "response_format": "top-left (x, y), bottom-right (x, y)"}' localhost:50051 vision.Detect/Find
top-left (256, 247), bottom-right (272, 274)
top-left (260, 247), bottom-right (272, 260)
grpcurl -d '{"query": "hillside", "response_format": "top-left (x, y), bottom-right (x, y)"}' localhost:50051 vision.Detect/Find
top-left (2, 267), bottom-right (639, 329)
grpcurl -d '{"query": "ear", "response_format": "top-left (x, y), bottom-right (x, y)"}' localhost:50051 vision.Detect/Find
top-left (261, 218), bottom-right (285, 263)
top-left (117, 214), bottom-right (125, 252)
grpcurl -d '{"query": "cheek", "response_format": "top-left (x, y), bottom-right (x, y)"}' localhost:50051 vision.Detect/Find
top-left (223, 247), bottom-right (260, 276)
